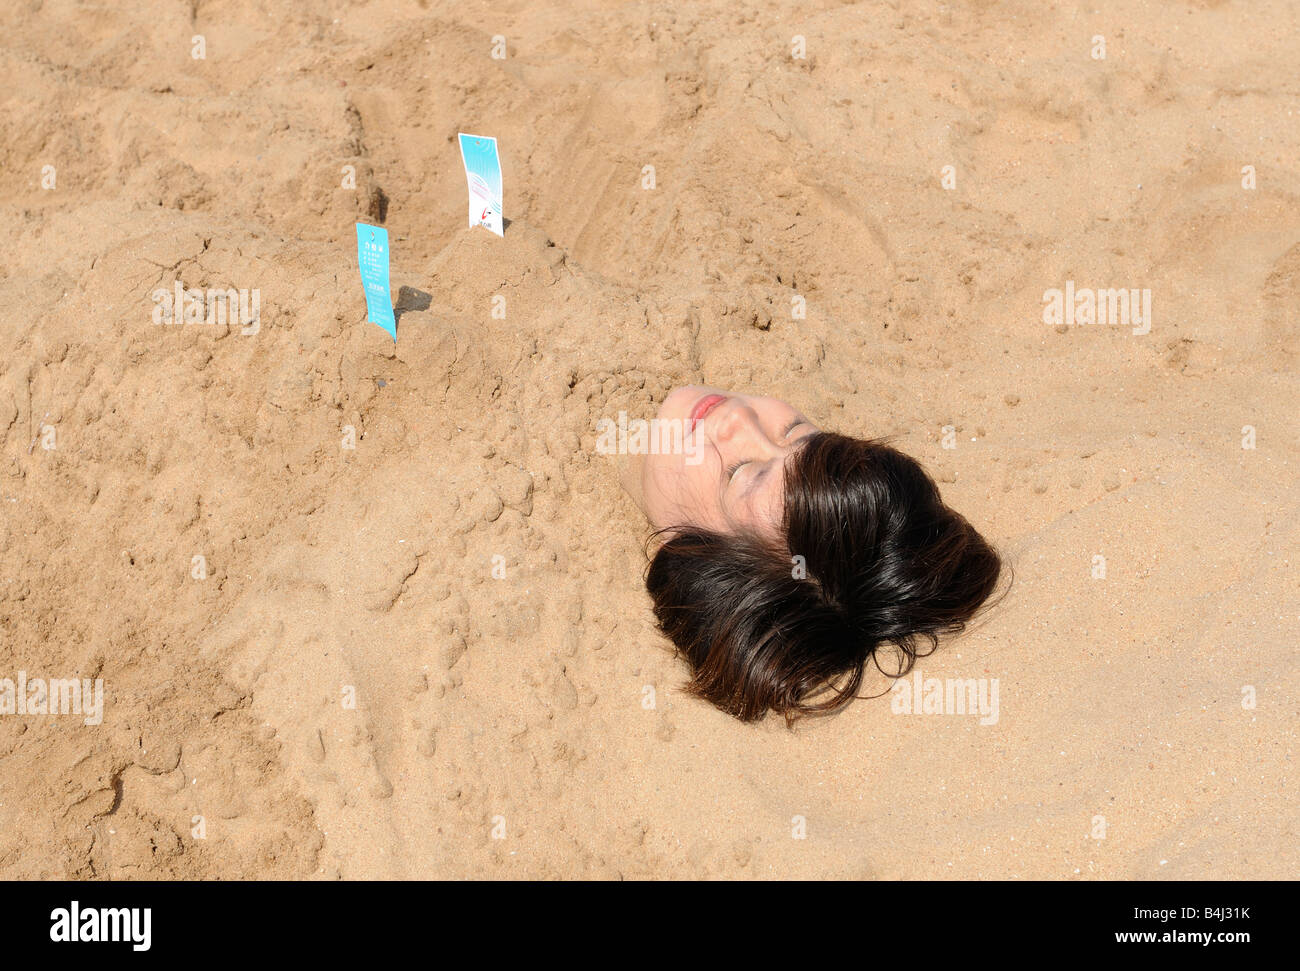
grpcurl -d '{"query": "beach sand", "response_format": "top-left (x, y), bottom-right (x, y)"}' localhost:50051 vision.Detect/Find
top-left (0, 0), bottom-right (1296, 878)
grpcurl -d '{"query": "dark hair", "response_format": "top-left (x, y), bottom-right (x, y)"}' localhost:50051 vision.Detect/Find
top-left (645, 433), bottom-right (1004, 723)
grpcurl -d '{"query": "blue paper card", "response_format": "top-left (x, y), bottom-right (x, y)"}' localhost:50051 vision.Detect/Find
top-left (457, 133), bottom-right (503, 236)
top-left (356, 222), bottom-right (396, 340)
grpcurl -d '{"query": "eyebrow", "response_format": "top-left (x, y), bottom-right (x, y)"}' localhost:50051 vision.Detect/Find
top-left (745, 463), bottom-right (772, 497)
top-left (745, 423), bottom-right (813, 501)
top-left (721, 420), bottom-right (815, 519)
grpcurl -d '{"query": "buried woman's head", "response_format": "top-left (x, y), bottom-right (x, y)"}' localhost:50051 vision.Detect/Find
top-left (628, 385), bottom-right (820, 534)
top-left (630, 386), bottom-right (1004, 723)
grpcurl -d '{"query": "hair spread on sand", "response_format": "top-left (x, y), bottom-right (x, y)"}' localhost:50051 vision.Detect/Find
top-left (645, 433), bottom-right (1004, 723)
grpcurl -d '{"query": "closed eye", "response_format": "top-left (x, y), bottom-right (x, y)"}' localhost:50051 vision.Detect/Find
top-left (782, 419), bottom-right (815, 443)
top-left (726, 421), bottom-right (812, 484)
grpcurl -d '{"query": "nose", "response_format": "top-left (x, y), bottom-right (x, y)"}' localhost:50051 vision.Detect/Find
top-left (713, 402), bottom-right (763, 447)
top-left (712, 402), bottom-right (741, 442)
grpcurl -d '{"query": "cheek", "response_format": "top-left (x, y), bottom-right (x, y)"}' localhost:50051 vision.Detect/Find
top-left (640, 453), bottom-right (680, 523)
top-left (642, 452), bottom-right (718, 529)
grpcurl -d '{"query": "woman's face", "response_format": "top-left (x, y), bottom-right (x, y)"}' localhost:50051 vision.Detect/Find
top-left (624, 386), bottom-right (820, 534)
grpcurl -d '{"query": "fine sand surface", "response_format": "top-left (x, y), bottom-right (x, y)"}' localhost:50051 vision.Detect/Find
top-left (1, 0), bottom-right (1296, 879)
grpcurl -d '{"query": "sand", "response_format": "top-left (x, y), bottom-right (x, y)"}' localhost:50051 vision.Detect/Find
top-left (0, 0), bottom-right (1296, 879)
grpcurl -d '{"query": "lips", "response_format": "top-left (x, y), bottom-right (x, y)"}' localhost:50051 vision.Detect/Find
top-left (688, 393), bottom-right (728, 428)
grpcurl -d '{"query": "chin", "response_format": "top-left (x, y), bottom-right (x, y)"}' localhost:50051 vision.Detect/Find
top-left (659, 384), bottom-right (712, 423)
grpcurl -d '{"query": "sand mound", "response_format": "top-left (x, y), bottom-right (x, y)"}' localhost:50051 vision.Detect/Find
top-left (1, 0), bottom-right (1296, 878)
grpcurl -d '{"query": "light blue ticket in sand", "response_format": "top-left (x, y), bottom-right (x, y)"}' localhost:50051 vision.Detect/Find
top-left (458, 133), bottom-right (503, 237)
top-left (356, 222), bottom-right (396, 340)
